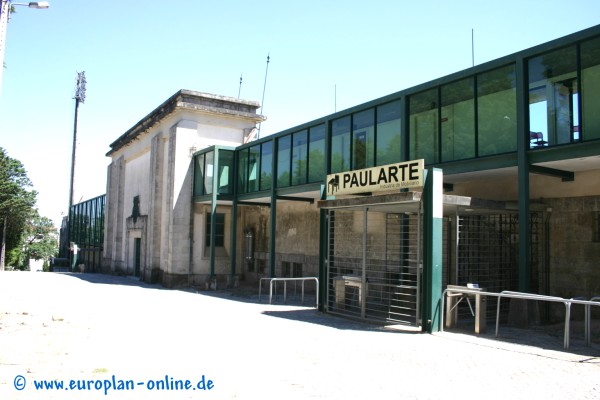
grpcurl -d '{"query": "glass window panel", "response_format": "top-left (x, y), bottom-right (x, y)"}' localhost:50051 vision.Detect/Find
top-left (205, 213), bottom-right (225, 247)
top-left (528, 46), bottom-right (578, 147)
top-left (352, 109), bottom-right (375, 169)
top-left (409, 89), bottom-right (439, 164)
top-left (218, 150), bottom-right (233, 195)
top-left (248, 145), bottom-right (260, 192)
top-left (331, 116), bottom-right (351, 173)
top-left (194, 153), bottom-right (205, 196)
top-left (477, 65), bottom-right (517, 156)
top-left (238, 149), bottom-right (248, 193)
top-left (260, 141), bottom-right (272, 191)
top-left (292, 130), bottom-right (308, 185)
top-left (441, 78), bottom-right (475, 162)
top-left (376, 100), bottom-right (401, 166)
top-left (581, 36), bottom-right (600, 141)
top-left (277, 135), bottom-right (291, 187)
top-left (308, 124), bottom-right (326, 183)
top-left (204, 151), bottom-right (214, 195)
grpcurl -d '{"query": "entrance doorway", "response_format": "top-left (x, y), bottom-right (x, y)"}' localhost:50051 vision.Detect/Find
top-left (321, 192), bottom-right (542, 329)
top-left (325, 201), bottom-right (423, 327)
top-left (134, 238), bottom-right (141, 277)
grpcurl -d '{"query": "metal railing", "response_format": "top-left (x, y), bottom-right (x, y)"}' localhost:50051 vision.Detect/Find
top-left (259, 277), bottom-right (319, 308)
top-left (441, 287), bottom-right (600, 349)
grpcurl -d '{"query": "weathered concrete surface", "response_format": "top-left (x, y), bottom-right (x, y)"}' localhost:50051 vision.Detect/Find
top-left (0, 272), bottom-right (599, 400)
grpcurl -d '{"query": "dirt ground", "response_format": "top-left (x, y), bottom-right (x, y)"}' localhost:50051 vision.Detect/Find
top-left (1, 271), bottom-right (599, 400)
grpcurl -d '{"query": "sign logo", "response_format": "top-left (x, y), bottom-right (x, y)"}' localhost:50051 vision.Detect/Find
top-left (325, 159), bottom-right (424, 197)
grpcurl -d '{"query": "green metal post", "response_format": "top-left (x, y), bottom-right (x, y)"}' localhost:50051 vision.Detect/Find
top-left (422, 168), bottom-right (443, 333)
top-left (231, 198), bottom-right (238, 282)
top-left (516, 57), bottom-right (531, 292)
top-left (209, 151), bottom-right (219, 279)
top-left (230, 149), bottom-right (239, 284)
top-left (269, 190), bottom-right (277, 277)
top-left (318, 184), bottom-right (327, 311)
top-left (269, 137), bottom-right (278, 278)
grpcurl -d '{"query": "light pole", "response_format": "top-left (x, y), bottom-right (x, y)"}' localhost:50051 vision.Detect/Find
top-left (0, 1), bottom-right (49, 94)
top-left (68, 71), bottom-right (86, 211)
top-left (66, 71), bottom-right (85, 269)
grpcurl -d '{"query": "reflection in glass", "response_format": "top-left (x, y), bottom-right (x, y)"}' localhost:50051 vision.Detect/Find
top-left (478, 65), bottom-right (517, 155)
top-left (376, 100), bottom-right (401, 166)
top-left (277, 135), bottom-right (291, 187)
top-left (528, 46), bottom-right (578, 147)
top-left (194, 153), bottom-right (205, 196)
top-left (352, 109), bottom-right (374, 170)
top-left (205, 151), bottom-right (214, 194)
top-left (308, 124), bottom-right (326, 182)
top-left (441, 78), bottom-right (475, 161)
top-left (218, 150), bottom-right (233, 194)
top-left (331, 117), bottom-right (351, 173)
top-left (292, 130), bottom-right (308, 185)
top-left (581, 37), bottom-right (600, 141)
top-left (260, 142), bottom-right (272, 191)
top-left (238, 149), bottom-right (248, 193)
top-left (409, 89), bottom-right (438, 164)
top-left (248, 145), bottom-right (260, 192)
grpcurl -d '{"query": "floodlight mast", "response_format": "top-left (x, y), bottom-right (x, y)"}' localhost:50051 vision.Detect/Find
top-left (0, 0), bottom-right (50, 94)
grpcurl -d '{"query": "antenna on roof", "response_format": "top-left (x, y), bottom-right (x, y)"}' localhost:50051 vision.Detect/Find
top-left (238, 73), bottom-right (242, 98)
top-left (471, 28), bottom-right (475, 67)
top-left (257, 53), bottom-right (270, 139)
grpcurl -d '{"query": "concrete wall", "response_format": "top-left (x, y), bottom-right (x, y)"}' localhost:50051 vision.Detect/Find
top-left (104, 92), bottom-right (261, 288)
top-left (236, 201), bottom-right (321, 282)
top-left (545, 196), bottom-right (600, 299)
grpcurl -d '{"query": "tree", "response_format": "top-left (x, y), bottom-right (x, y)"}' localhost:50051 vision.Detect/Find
top-left (8, 212), bottom-right (58, 271)
top-left (0, 148), bottom-right (37, 271)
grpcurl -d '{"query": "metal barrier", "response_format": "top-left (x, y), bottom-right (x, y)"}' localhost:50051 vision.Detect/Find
top-left (259, 277), bottom-right (319, 308)
top-left (441, 287), bottom-right (600, 349)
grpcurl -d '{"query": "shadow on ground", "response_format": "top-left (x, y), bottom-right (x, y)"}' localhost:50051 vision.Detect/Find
top-left (51, 272), bottom-right (600, 357)
top-left (444, 320), bottom-right (600, 358)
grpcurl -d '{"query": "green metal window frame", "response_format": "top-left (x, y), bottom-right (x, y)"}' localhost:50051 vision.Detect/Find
top-left (205, 212), bottom-right (225, 247)
top-left (69, 194), bottom-right (105, 248)
top-left (192, 26), bottom-right (600, 202)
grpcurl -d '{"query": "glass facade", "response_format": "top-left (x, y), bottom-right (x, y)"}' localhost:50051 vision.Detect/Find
top-left (69, 195), bottom-right (105, 248)
top-left (193, 29), bottom-right (600, 199)
top-left (238, 148), bottom-right (248, 193)
top-left (409, 88), bottom-right (439, 164)
top-left (277, 135), bottom-right (291, 188)
top-left (217, 150), bottom-right (234, 194)
top-left (260, 142), bottom-right (272, 191)
top-left (204, 151), bottom-right (214, 194)
top-left (193, 149), bottom-right (234, 197)
top-left (193, 153), bottom-right (205, 197)
top-left (308, 124), bottom-right (326, 182)
top-left (331, 116), bottom-right (351, 173)
top-left (528, 46), bottom-right (579, 147)
top-left (477, 65), bottom-right (517, 156)
top-left (292, 130), bottom-right (308, 185)
top-left (441, 78), bottom-right (475, 161)
top-left (581, 36), bottom-right (600, 141)
top-left (352, 109), bottom-right (375, 169)
top-left (376, 100), bottom-right (401, 166)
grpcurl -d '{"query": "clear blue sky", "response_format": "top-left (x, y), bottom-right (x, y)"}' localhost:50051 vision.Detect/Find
top-left (1, 0), bottom-right (598, 226)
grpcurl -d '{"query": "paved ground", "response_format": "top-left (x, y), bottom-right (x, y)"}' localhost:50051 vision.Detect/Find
top-left (0, 272), bottom-right (598, 400)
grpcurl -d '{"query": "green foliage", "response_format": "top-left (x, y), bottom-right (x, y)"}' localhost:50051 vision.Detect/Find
top-left (0, 148), bottom-right (39, 269)
top-left (25, 213), bottom-right (58, 261)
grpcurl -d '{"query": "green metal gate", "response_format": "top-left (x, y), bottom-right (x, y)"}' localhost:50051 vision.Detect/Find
top-left (325, 203), bottom-right (422, 327)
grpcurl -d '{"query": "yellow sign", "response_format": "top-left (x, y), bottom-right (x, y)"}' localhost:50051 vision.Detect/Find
top-left (326, 159), bottom-right (424, 197)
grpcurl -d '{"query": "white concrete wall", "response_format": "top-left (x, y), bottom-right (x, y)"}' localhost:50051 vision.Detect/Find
top-left (105, 94), bottom-right (261, 287)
